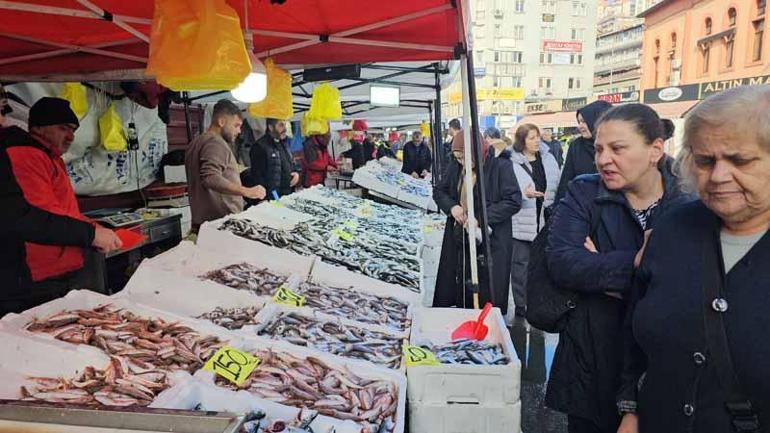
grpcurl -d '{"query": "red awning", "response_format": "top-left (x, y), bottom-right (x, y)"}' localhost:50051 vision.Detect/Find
top-left (0, 0), bottom-right (466, 80)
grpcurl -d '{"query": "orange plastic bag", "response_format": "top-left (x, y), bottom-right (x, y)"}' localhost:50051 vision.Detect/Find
top-left (99, 103), bottom-right (127, 152)
top-left (59, 83), bottom-right (88, 119)
top-left (247, 58), bottom-right (293, 120)
top-left (307, 83), bottom-right (342, 121)
top-left (301, 113), bottom-right (329, 136)
top-left (146, 0), bottom-right (251, 91)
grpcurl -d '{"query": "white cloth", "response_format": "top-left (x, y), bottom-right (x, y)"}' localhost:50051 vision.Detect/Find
top-left (510, 143), bottom-right (561, 242)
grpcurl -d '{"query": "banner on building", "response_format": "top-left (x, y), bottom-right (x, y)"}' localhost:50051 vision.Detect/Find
top-left (476, 88), bottom-right (526, 101)
top-left (698, 74), bottom-right (770, 98)
top-left (598, 91), bottom-right (640, 104)
top-left (542, 40), bottom-right (583, 52)
top-left (562, 97), bottom-right (588, 112)
top-left (644, 74), bottom-right (770, 103)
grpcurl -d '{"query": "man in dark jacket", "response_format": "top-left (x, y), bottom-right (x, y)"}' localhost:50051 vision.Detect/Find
top-left (0, 97), bottom-right (122, 316)
top-left (433, 130), bottom-right (522, 313)
top-left (362, 133), bottom-right (376, 163)
top-left (250, 118), bottom-right (300, 199)
top-left (541, 128), bottom-right (564, 167)
top-left (553, 100), bottom-right (613, 205)
top-left (401, 131), bottom-right (432, 178)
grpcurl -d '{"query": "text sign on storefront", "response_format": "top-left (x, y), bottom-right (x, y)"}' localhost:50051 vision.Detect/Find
top-left (525, 100), bottom-right (562, 114)
top-left (698, 74), bottom-right (770, 98)
top-left (597, 91), bottom-right (640, 104)
top-left (562, 97), bottom-right (588, 112)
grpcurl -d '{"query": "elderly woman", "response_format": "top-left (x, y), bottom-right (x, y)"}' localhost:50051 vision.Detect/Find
top-left (618, 86), bottom-right (770, 433)
top-left (544, 104), bottom-right (692, 433)
top-left (510, 123), bottom-right (560, 317)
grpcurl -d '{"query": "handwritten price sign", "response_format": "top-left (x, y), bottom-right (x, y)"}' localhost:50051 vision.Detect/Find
top-left (203, 346), bottom-right (261, 385)
top-left (402, 344), bottom-right (441, 366)
top-left (273, 285), bottom-right (305, 307)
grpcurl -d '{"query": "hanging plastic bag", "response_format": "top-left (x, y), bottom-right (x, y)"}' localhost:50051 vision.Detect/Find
top-left (59, 83), bottom-right (88, 119)
top-left (420, 121), bottom-right (432, 137)
top-left (146, 0), bottom-right (251, 91)
top-left (301, 113), bottom-right (329, 136)
top-left (247, 58), bottom-right (293, 120)
top-left (307, 83), bottom-right (342, 121)
top-left (99, 103), bottom-right (127, 152)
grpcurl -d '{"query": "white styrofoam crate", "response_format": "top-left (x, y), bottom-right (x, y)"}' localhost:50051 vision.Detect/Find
top-left (408, 400), bottom-right (521, 433)
top-left (421, 276), bottom-right (437, 308)
top-left (309, 258), bottom-right (422, 300)
top-left (407, 307), bottom-right (521, 406)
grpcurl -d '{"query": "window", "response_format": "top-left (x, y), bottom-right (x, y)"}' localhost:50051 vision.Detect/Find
top-left (476, 9), bottom-right (486, 20)
top-left (726, 33), bottom-right (736, 67)
top-left (496, 51), bottom-right (524, 63)
top-left (728, 8), bottom-right (737, 26)
top-left (515, 0), bottom-right (525, 13)
top-left (542, 0), bottom-right (556, 13)
top-left (538, 77), bottom-right (552, 89)
top-left (655, 39), bottom-right (661, 54)
top-left (514, 25), bottom-right (525, 40)
top-left (570, 54), bottom-right (583, 64)
top-left (568, 78), bottom-right (582, 89)
top-left (760, 0), bottom-right (767, 16)
top-left (542, 26), bottom-right (556, 39)
top-left (671, 32), bottom-right (677, 50)
top-left (572, 1), bottom-right (587, 16)
top-left (495, 24), bottom-right (502, 37)
top-left (753, 19), bottom-right (765, 61)
top-left (571, 28), bottom-right (585, 40)
top-left (702, 42), bottom-right (711, 73)
top-left (512, 76), bottom-right (523, 87)
top-left (540, 52), bottom-right (553, 64)
top-left (653, 56), bottom-right (660, 87)
top-left (705, 17), bottom-right (713, 34)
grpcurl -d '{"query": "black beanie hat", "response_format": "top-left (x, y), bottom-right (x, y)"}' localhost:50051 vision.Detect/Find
top-left (28, 97), bottom-right (79, 129)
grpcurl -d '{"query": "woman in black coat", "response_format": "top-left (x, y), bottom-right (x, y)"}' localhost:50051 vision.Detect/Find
top-left (618, 86), bottom-right (770, 433)
top-left (554, 100), bottom-right (613, 205)
top-left (433, 131), bottom-right (522, 313)
top-left (545, 104), bottom-right (692, 433)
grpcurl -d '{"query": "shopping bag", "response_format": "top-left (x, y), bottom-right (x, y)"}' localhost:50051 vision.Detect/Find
top-left (146, 0), bottom-right (251, 90)
top-left (99, 103), bottom-right (127, 152)
top-left (301, 113), bottom-right (329, 136)
top-left (420, 121), bottom-right (432, 137)
top-left (59, 83), bottom-right (88, 119)
top-left (307, 83), bottom-right (342, 121)
top-left (247, 58), bottom-right (293, 120)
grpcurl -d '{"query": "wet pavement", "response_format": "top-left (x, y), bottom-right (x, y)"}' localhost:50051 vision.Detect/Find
top-left (509, 316), bottom-right (567, 433)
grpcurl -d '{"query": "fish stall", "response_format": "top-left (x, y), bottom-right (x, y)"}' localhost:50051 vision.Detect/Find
top-left (352, 159), bottom-right (439, 212)
top-left (0, 187), bottom-right (521, 433)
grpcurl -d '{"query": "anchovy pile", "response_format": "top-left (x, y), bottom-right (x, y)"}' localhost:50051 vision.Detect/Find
top-left (216, 349), bottom-right (399, 433)
top-left (373, 168), bottom-right (431, 198)
top-left (20, 356), bottom-right (169, 407)
top-left (255, 312), bottom-right (405, 369)
top-left (423, 339), bottom-right (510, 365)
top-left (306, 186), bottom-right (423, 225)
top-left (25, 305), bottom-right (225, 373)
top-left (296, 282), bottom-right (411, 332)
top-left (219, 219), bottom-right (421, 291)
top-left (197, 306), bottom-right (262, 330)
top-left (203, 263), bottom-right (288, 296)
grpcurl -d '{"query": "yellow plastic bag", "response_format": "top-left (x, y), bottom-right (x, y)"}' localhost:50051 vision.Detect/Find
top-left (146, 0), bottom-right (251, 91)
top-left (307, 83), bottom-right (342, 121)
top-left (420, 121), bottom-right (431, 137)
top-left (99, 103), bottom-right (127, 152)
top-left (301, 113), bottom-right (329, 136)
top-left (59, 83), bottom-right (88, 119)
top-left (247, 58), bottom-right (293, 120)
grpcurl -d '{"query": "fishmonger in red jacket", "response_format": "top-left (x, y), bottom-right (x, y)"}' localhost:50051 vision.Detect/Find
top-left (301, 133), bottom-right (337, 187)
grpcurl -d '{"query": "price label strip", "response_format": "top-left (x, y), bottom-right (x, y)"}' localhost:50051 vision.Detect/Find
top-left (203, 346), bottom-right (261, 386)
top-left (273, 285), bottom-right (305, 307)
top-left (402, 344), bottom-right (441, 366)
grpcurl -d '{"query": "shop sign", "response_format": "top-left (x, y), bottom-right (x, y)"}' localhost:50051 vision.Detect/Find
top-left (698, 74), bottom-right (770, 98)
top-left (542, 40), bottom-right (583, 52)
top-left (474, 67), bottom-right (487, 77)
top-left (562, 97), bottom-right (588, 112)
top-left (597, 91), bottom-right (640, 104)
top-left (643, 84), bottom-right (700, 103)
top-left (542, 13), bottom-right (555, 22)
top-left (525, 100), bottom-right (562, 114)
top-left (447, 90), bottom-right (462, 104)
top-left (476, 88), bottom-right (526, 101)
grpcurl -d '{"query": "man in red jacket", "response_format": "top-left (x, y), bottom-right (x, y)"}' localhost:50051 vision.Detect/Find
top-left (0, 97), bottom-right (122, 315)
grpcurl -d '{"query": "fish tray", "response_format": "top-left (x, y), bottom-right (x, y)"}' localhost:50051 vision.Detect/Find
top-left (407, 307), bottom-right (522, 406)
top-left (308, 258), bottom-right (424, 301)
top-left (195, 337), bottom-right (408, 433)
top-left (245, 304), bottom-right (408, 371)
top-left (408, 400), bottom-right (521, 433)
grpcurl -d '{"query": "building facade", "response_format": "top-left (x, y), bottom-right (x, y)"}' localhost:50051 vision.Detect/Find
top-left (443, 0), bottom-right (598, 127)
top-left (640, 0), bottom-right (769, 94)
top-left (594, 22), bottom-right (644, 94)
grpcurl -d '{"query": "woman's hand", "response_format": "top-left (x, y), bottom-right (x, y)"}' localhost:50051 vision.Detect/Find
top-left (524, 184), bottom-right (545, 199)
top-left (451, 205), bottom-right (467, 225)
top-left (617, 413), bottom-right (638, 433)
top-left (634, 230), bottom-right (652, 268)
top-left (584, 236), bottom-right (598, 253)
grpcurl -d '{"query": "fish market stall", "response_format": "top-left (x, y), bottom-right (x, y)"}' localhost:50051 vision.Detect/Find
top-left (353, 159), bottom-right (438, 212)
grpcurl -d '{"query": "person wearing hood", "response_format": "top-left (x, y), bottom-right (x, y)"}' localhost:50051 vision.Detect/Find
top-left (509, 123), bottom-right (561, 317)
top-left (554, 100), bottom-right (613, 205)
top-left (0, 97), bottom-right (123, 316)
top-left (433, 129), bottom-right (522, 314)
top-left (301, 131), bottom-right (337, 188)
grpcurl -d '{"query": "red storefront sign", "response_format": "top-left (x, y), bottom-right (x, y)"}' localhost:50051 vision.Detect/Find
top-left (542, 40), bottom-right (583, 52)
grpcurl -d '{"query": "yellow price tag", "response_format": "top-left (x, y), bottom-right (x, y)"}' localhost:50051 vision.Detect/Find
top-left (331, 227), bottom-right (354, 241)
top-left (273, 285), bottom-right (305, 307)
top-left (402, 344), bottom-right (441, 366)
top-left (271, 200), bottom-right (284, 208)
top-left (203, 346), bottom-right (261, 386)
top-left (422, 225), bottom-right (434, 234)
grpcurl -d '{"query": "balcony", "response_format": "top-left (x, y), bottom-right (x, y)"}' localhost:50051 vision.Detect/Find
top-left (593, 69), bottom-right (641, 86)
top-left (595, 39), bottom-right (643, 55)
top-left (594, 57), bottom-right (641, 75)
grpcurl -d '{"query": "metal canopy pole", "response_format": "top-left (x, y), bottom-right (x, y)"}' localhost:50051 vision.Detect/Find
top-left (434, 62), bottom-right (444, 181)
top-left (183, 92), bottom-right (193, 143)
top-left (428, 101), bottom-right (437, 186)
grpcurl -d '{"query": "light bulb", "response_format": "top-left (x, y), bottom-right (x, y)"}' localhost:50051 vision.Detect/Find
top-left (231, 71), bottom-right (267, 103)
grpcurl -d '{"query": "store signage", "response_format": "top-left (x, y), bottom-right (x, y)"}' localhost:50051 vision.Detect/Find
top-left (273, 285), bottom-right (306, 307)
top-left (644, 74), bottom-right (770, 104)
top-left (542, 13), bottom-right (555, 22)
top-left (474, 67), bottom-right (487, 77)
top-left (643, 84), bottom-right (700, 103)
top-left (698, 74), bottom-right (770, 98)
top-left (525, 100), bottom-right (562, 114)
top-left (203, 346), bottom-right (261, 386)
top-left (542, 40), bottom-right (583, 52)
top-left (476, 88), bottom-right (526, 101)
top-left (562, 97), bottom-right (588, 112)
top-left (597, 91), bottom-right (640, 104)
top-left (402, 344), bottom-right (441, 366)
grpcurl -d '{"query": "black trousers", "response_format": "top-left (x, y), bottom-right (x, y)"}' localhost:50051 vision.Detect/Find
top-left (0, 271), bottom-right (81, 317)
top-left (568, 416), bottom-right (612, 433)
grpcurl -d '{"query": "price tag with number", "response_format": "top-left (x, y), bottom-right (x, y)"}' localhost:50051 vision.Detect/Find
top-left (331, 227), bottom-right (354, 241)
top-left (402, 344), bottom-right (441, 366)
top-left (273, 285), bottom-right (305, 307)
top-left (203, 346), bottom-right (261, 385)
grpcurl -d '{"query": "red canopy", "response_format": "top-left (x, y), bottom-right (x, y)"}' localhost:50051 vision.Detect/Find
top-left (0, 0), bottom-right (466, 80)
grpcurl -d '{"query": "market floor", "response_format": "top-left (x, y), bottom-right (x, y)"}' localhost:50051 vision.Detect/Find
top-left (509, 316), bottom-right (567, 433)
